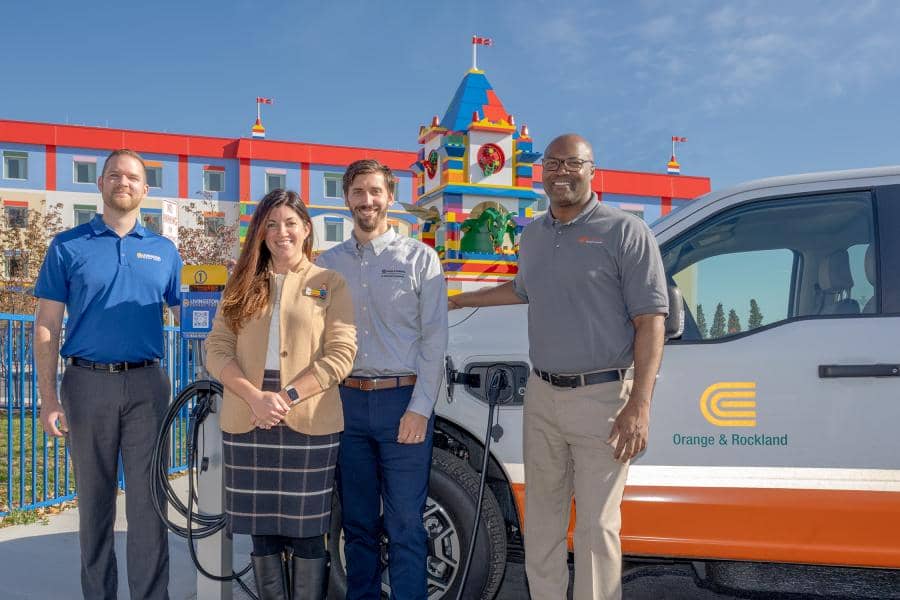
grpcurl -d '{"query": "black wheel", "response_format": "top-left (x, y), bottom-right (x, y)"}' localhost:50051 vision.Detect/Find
top-left (328, 448), bottom-right (507, 599)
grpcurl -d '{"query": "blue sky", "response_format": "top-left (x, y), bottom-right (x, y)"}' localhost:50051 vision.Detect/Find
top-left (3, 1), bottom-right (900, 189)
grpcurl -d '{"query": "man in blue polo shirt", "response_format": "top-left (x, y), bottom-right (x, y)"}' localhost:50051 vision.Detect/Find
top-left (34, 149), bottom-right (182, 600)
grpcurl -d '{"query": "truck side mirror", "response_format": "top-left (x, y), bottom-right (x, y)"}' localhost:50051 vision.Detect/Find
top-left (665, 284), bottom-right (685, 340)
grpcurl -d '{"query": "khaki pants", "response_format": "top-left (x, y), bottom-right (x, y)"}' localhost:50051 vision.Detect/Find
top-left (523, 373), bottom-right (631, 600)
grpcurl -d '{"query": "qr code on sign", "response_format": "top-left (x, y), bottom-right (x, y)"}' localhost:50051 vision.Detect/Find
top-left (192, 310), bottom-right (210, 329)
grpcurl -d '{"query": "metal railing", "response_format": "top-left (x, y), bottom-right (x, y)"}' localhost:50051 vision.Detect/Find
top-left (0, 313), bottom-right (198, 515)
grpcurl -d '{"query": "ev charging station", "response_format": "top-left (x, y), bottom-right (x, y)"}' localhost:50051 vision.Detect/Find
top-left (180, 265), bottom-right (232, 600)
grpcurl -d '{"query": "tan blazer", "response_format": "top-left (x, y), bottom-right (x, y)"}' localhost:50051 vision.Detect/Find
top-left (204, 258), bottom-right (357, 435)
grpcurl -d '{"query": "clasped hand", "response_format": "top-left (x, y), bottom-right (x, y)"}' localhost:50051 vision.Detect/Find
top-left (249, 390), bottom-right (291, 429)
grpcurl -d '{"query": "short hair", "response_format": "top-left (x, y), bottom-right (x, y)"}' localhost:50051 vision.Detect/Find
top-left (101, 149), bottom-right (147, 179)
top-left (342, 159), bottom-right (396, 197)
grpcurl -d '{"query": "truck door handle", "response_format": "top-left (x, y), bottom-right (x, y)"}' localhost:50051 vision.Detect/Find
top-left (818, 364), bottom-right (900, 378)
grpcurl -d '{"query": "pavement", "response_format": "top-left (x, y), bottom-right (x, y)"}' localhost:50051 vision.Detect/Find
top-left (0, 476), bottom-right (742, 600)
top-left (0, 476), bottom-right (254, 600)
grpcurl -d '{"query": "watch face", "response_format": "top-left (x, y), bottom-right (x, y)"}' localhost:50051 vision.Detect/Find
top-left (286, 386), bottom-right (300, 402)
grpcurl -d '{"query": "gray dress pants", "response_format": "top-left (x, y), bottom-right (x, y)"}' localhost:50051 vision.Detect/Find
top-left (60, 363), bottom-right (171, 600)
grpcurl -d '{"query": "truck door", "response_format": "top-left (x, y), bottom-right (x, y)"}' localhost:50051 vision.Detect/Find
top-left (623, 185), bottom-right (900, 568)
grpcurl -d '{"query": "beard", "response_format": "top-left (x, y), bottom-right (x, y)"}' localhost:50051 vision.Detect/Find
top-left (352, 205), bottom-right (388, 232)
top-left (103, 189), bottom-right (143, 213)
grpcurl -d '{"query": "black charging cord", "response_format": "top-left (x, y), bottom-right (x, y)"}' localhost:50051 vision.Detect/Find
top-left (151, 379), bottom-right (258, 600)
top-left (455, 365), bottom-right (510, 600)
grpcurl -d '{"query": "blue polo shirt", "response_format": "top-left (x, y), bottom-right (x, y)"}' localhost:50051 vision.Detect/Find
top-left (34, 215), bottom-right (183, 362)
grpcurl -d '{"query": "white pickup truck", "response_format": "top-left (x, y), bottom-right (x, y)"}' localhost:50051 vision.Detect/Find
top-left (328, 166), bottom-right (900, 599)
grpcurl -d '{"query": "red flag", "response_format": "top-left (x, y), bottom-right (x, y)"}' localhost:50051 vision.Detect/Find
top-left (472, 36), bottom-right (493, 46)
top-left (672, 136), bottom-right (687, 142)
top-left (256, 97), bottom-right (273, 105)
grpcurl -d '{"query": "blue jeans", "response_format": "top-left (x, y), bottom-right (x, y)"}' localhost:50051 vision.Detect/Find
top-left (338, 385), bottom-right (434, 600)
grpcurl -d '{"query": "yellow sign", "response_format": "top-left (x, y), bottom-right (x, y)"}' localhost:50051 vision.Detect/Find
top-left (700, 382), bottom-right (757, 427)
top-left (181, 265), bottom-right (228, 288)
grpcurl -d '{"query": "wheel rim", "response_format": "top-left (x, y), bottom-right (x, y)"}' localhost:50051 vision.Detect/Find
top-left (337, 495), bottom-right (463, 599)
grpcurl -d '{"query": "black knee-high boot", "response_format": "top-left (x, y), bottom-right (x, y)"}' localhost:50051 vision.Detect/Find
top-left (252, 553), bottom-right (289, 600)
top-left (290, 552), bottom-right (329, 600)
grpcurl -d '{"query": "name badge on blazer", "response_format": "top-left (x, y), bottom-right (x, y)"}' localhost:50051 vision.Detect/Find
top-left (303, 285), bottom-right (328, 300)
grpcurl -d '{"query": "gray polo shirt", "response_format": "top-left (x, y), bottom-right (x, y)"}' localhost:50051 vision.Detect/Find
top-left (317, 228), bottom-right (449, 417)
top-left (513, 195), bottom-right (668, 373)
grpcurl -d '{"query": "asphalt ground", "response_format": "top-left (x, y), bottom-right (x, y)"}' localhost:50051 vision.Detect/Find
top-left (1, 478), bottom-right (894, 599)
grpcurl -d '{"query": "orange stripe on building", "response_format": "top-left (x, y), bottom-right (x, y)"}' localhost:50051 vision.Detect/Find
top-left (661, 196), bottom-right (672, 215)
top-left (510, 483), bottom-right (900, 569)
top-left (239, 158), bottom-right (250, 202)
top-left (301, 162), bottom-right (310, 205)
top-left (46, 145), bottom-right (56, 191)
top-left (178, 155), bottom-right (188, 198)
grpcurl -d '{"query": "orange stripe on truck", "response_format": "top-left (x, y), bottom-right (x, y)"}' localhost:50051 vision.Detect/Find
top-left (511, 483), bottom-right (900, 568)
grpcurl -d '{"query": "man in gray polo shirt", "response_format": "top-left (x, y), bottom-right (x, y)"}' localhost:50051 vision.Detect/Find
top-left (449, 134), bottom-right (667, 600)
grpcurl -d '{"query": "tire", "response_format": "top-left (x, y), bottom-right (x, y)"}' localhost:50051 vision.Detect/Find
top-left (328, 448), bottom-right (507, 599)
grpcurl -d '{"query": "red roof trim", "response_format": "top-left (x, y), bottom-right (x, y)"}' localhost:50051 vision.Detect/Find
top-left (0, 119), bottom-right (415, 172)
top-left (532, 164), bottom-right (710, 200)
top-left (0, 119), bottom-right (711, 198)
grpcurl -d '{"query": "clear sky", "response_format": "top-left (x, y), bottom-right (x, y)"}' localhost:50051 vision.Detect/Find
top-left (3, 1), bottom-right (899, 189)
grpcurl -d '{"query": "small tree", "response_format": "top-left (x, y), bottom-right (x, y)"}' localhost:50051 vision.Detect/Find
top-left (709, 303), bottom-right (726, 338)
top-left (177, 200), bottom-right (239, 265)
top-left (0, 201), bottom-right (64, 406)
top-left (727, 308), bottom-right (742, 334)
top-left (0, 201), bottom-right (65, 315)
top-left (695, 303), bottom-right (709, 339)
top-left (748, 299), bottom-right (764, 329)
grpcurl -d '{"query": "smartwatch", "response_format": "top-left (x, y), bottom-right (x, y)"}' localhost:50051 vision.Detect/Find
top-left (284, 385), bottom-right (301, 405)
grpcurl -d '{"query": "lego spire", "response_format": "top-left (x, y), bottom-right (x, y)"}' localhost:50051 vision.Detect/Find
top-left (668, 136), bottom-right (687, 174)
top-left (471, 35), bottom-right (493, 71)
top-left (252, 97), bottom-right (273, 139)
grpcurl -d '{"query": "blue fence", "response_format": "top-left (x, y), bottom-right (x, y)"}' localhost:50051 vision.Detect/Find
top-left (0, 313), bottom-right (198, 516)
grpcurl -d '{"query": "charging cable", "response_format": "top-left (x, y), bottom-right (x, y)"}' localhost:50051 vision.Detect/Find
top-left (151, 379), bottom-right (258, 600)
top-left (455, 364), bottom-right (512, 600)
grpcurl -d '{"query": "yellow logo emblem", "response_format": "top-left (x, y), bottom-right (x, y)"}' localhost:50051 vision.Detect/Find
top-left (700, 382), bottom-right (757, 427)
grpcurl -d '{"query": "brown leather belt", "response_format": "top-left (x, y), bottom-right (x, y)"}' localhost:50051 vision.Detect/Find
top-left (341, 375), bottom-right (417, 391)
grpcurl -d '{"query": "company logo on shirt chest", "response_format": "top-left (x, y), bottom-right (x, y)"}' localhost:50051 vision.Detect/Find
top-left (577, 236), bottom-right (604, 245)
top-left (136, 252), bottom-right (162, 262)
top-left (381, 269), bottom-right (407, 278)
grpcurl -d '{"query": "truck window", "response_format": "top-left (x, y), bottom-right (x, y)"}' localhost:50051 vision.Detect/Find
top-left (662, 191), bottom-right (876, 341)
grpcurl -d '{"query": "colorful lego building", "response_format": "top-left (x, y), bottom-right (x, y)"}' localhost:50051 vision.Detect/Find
top-left (406, 67), bottom-right (710, 293)
top-left (0, 73), bottom-right (709, 284)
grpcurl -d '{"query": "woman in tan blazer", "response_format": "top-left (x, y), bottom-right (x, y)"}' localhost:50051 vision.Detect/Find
top-left (205, 189), bottom-right (356, 600)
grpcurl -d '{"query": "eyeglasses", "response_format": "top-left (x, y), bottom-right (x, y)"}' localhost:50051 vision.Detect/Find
top-left (542, 157), bottom-right (593, 172)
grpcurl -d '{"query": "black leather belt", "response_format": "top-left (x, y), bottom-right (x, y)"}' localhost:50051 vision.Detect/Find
top-left (67, 357), bottom-right (159, 373)
top-left (533, 368), bottom-right (622, 388)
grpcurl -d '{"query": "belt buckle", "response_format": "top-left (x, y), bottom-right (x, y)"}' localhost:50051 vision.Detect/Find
top-left (360, 378), bottom-right (376, 392)
top-left (549, 373), bottom-right (575, 388)
top-left (550, 373), bottom-right (571, 387)
top-left (109, 363), bottom-right (124, 373)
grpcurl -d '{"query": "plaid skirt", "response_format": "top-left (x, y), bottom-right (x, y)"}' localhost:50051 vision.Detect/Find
top-left (222, 369), bottom-right (341, 538)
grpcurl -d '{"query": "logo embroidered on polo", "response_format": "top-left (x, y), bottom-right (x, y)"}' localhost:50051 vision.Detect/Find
top-left (577, 236), bottom-right (604, 245)
top-left (381, 269), bottom-right (407, 278)
top-left (136, 252), bottom-right (162, 262)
